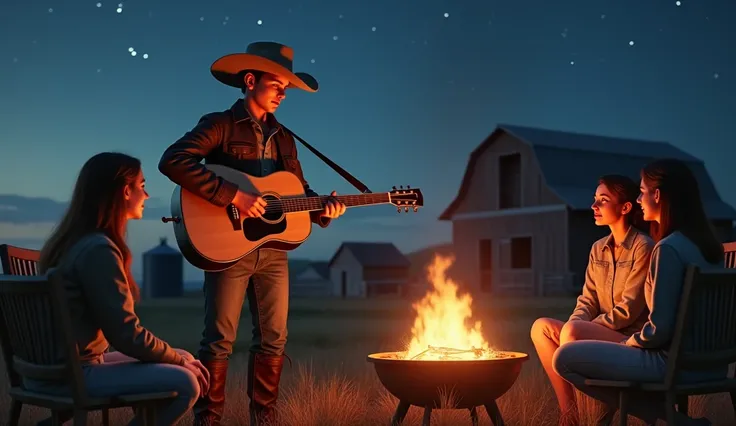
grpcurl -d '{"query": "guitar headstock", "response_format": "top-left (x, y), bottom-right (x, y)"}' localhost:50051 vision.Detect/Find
top-left (389, 186), bottom-right (424, 213)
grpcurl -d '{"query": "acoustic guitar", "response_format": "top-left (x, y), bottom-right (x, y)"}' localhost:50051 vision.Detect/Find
top-left (162, 164), bottom-right (424, 271)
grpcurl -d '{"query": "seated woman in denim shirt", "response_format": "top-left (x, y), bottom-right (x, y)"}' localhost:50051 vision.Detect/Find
top-left (531, 174), bottom-right (654, 425)
top-left (553, 159), bottom-right (726, 426)
top-left (34, 152), bottom-right (210, 426)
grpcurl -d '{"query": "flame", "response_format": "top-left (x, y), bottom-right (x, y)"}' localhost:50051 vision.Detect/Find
top-left (404, 254), bottom-right (492, 360)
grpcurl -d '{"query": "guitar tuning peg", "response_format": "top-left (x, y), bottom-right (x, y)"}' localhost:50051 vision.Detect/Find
top-left (413, 207), bottom-right (418, 212)
top-left (399, 185), bottom-right (403, 189)
top-left (407, 185), bottom-right (411, 189)
top-left (392, 186), bottom-right (396, 190)
top-left (396, 207), bottom-right (401, 213)
top-left (404, 207), bottom-right (409, 212)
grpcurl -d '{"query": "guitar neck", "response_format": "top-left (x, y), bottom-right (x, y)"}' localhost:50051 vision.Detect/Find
top-left (277, 193), bottom-right (391, 213)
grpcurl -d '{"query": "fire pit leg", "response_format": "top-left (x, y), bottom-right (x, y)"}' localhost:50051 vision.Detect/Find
top-left (469, 406), bottom-right (479, 426)
top-left (391, 400), bottom-right (410, 425)
top-left (484, 401), bottom-right (505, 426)
top-left (422, 406), bottom-right (432, 426)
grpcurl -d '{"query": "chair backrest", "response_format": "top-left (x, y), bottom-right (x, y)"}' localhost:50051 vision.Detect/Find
top-left (724, 241), bottom-right (736, 269)
top-left (664, 265), bottom-right (736, 385)
top-left (0, 272), bottom-right (88, 403)
top-left (0, 244), bottom-right (41, 276)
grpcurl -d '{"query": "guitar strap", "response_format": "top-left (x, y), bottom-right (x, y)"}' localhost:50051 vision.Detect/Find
top-left (280, 125), bottom-right (373, 194)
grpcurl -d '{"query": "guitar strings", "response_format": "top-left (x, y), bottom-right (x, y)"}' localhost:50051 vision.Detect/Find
top-left (253, 194), bottom-right (395, 214)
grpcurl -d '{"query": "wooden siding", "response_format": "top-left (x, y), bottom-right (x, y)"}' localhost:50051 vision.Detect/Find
top-left (329, 249), bottom-right (365, 298)
top-left (450, 209), bottom-right (569, 295)
top-left (452, 133), bottom-right (564, 215)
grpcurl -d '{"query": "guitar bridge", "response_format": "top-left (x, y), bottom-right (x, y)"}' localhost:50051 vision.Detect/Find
top-left (227, 204), bottom-right (242, 231)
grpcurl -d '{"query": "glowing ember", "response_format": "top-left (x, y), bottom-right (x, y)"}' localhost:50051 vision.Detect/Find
top-left (403, 255), bottom-right (498, 360)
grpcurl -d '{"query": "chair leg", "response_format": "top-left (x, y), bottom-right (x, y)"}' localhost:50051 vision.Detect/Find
top-left (101, 408), bottom-right (110, 426)
top-left (50, 411), bottom-right (61, 426)
top-left (677, 395), bottom-right (689, 415)
top-left (665, 392), bottom-right (677, 426)
top-left (596, 407), bottom-right (615, 426)
top-left (618, 392), bottom-right (628, 426)
top-left (8, 400), bottom-right (21, 426)
top-left (72, 410), bottom-right (87, 426)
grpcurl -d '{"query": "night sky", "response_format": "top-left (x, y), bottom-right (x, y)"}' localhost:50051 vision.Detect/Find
top-left (1, 0), bottom-right (734, 281)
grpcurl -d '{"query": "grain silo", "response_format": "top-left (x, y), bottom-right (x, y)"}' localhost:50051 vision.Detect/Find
top-left (142, 237), bottom-right (183, 298)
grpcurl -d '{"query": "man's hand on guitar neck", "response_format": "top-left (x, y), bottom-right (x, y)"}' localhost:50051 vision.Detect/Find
top-left (232, 189), bottom-right (267, 218)
top-left (320, 191), bottom-right (347, 219)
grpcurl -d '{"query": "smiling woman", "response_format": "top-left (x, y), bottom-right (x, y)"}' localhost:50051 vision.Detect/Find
top-left (530, 173), bottom-right (654, 426)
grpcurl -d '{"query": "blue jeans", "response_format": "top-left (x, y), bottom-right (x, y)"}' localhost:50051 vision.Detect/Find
top-left (553, 341), bottom-right (727, 424)
top-left (198, 249), bottom-right (290, 360)
top-left (25, 349), bottom-right (200, 426)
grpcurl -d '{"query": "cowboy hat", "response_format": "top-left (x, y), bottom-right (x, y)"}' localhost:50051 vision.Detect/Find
top-left (211, 41), bottom-right (318, 92)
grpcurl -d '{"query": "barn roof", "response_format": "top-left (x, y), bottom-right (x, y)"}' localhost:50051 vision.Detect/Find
top-left (306, 261), bottom-right (331, 279)
top-left (439, 124), bottom-right (736, 221)
top-left (328, 242), bottom-right (411, 268)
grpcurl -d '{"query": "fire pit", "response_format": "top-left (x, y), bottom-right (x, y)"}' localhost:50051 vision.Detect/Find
top-left (367, 256), bottom-right (529, 426)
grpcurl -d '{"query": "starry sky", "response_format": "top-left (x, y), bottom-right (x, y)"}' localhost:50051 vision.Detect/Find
top-left (1, 0), bottom-right (734, 281)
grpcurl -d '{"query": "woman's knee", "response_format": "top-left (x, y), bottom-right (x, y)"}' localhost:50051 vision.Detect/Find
top-left (530, 317), bottom-right (560, 344)
top-left (560, 320), bottom-right (588, 344)
top-left (174, 348), bottom-right (196, 363)
top-left (552, 343), bottom-right (577, 378)
top-left (164, 365), bottom-right (201, 407)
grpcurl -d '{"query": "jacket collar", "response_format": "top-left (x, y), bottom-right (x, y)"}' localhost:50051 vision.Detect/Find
top-left (603, 225), bottom-right (638, 251)
top-left (230, 98), bottom-right (283, 132)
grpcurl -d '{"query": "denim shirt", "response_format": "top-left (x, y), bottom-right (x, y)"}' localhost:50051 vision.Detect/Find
top-left (569, 226), bottom-right (655, 335)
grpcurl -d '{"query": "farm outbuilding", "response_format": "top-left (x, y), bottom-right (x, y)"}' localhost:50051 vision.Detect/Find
top-left (142, 237), bottom-right (184, 299)
top-left (328, 242), bottom-right (411, 298)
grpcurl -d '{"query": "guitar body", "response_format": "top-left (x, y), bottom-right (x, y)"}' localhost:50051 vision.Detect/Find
top-left (170, 165), bottom-right (312, 271)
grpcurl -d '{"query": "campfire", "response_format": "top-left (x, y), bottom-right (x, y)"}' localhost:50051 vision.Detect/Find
top-left (367, 255), bottom-right (528, 426)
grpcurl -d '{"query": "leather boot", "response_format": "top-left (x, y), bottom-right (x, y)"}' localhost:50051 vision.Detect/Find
top-left (193, 359), bottom-right (229, 426)
top-left (247, 353), bottom-right (285, 426)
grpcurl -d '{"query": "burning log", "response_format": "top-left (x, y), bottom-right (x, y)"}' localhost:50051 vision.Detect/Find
top-left (366, 255), bottom-right (528, 425)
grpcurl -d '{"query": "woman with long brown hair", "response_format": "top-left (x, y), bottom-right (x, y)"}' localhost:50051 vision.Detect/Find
top-left (553, 158), bottom-right (725, 426)
top-left (31, 152), bottom-right (209, 425)
top-left (531, 174), bottom-right (654, 425)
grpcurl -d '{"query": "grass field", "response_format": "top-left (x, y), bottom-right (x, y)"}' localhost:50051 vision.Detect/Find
top-left (1, 296), bottom-right (733, 425)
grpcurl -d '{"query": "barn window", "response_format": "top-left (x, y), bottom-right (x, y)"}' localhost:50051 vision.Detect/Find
top-left (499, 237), bottom-right (532, 269)
top-left (499, 153), bottom-right (522, 209)
top-left (479, 239), bottom-right (492, 292)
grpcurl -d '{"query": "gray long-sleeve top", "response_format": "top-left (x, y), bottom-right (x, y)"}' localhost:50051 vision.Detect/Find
top-left (625, 231), bottom-right (722, 349)
top-left (56, 233), bottom-right (186, 366)
top-left (569, 226), bottom-right (654, 334)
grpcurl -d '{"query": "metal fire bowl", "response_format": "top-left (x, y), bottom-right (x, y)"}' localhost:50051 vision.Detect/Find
top-left (367, 351), bottom-right (529, 409)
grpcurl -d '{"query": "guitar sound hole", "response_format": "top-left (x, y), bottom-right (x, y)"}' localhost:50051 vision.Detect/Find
top-left (242, 194), bottom-right (287, 242)
top-left (262, 194), bottom-right (283, 221)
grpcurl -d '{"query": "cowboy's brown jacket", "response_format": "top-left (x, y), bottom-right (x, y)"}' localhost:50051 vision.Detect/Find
top-left (158, 99), bottom-right (330, 227)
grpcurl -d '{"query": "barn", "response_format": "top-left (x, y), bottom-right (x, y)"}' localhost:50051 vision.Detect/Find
top-left (328, 242), bottom-right (411, 298)
top-left (290, 261), bottom-right (332, 298)
top-left (439, 124), bottom-right (736, 296)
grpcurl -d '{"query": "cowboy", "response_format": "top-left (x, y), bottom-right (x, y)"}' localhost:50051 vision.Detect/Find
top-left (158, 41), bottom-right (347, 426)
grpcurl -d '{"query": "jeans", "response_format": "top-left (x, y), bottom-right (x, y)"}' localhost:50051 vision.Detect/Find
top-left (553, 340), bottom-right (728, 424)
top-left (24, 349), bottom-right (200, 426)
top-left (198, 249), bottom-right (290, 360)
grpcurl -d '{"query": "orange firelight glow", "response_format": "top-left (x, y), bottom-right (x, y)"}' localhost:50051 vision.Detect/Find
top-left (404, 255), bottom-right (495, 360)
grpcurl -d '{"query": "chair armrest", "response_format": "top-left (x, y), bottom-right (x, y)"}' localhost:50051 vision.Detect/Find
top-left (584, 379), bottom-right (638, 388)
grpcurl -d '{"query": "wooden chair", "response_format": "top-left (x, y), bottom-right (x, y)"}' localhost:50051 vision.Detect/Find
top-left (585, 265), bottom-right (736, 426)
top-left (0, 244), bottom-right (40, 276)
top-left (724, 241), bottom-right (736, 269)
top-left (0, 272), bottom-right (178, 426)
